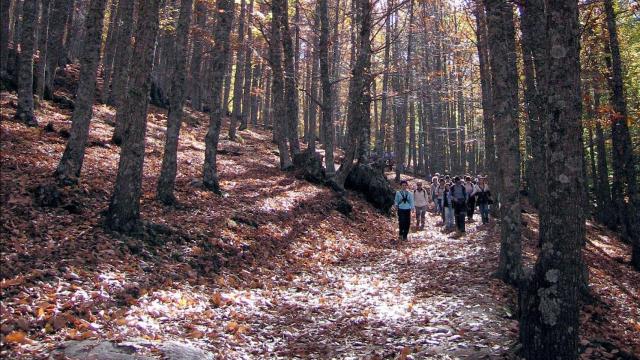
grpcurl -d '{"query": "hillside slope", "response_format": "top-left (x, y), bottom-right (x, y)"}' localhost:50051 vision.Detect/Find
top-left (0, 89), bottom-right (638, 359)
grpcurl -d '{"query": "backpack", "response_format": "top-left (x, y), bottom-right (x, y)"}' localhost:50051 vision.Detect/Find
top-left (451, 184), bottom-right (466, 203)
top-left (414, 189), bottom-right (427, 199)
top-left (400, 191), bottom-right (410, 204)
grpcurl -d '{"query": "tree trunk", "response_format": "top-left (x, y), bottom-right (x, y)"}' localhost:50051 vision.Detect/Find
top-left (43, 0), bottom-right (73, 100)
top-left (11, 0), bottom-right (24, 51)
top-left (456, 58), bottom-right (466, 173)
top-left (55, 0), bottom-right (107, 185)
top-left (202, 0), bottom-right (235, 192)
top-left (307, 21), bottom-right (318, 151)
top-left (393, 30), bottom-right (406, 181)
top-left (156, 0), bottom-right (193, 204)
top-left (474, 1), bottom-right (495, 179)
top-left (375, 0), bottom-right (391, 157)
top-left (520, 1), bottom-right (585, 358)
top-left (99, 0), bottom-right (118, 104)
top-left (334, 0), bottom-right (371, 187)
top-left (249, 61), bottom-right (262, 127)
top-left (319, 0), bottom-right (334, 175)
top-left (109, 0), bottom-right (135, 144)
top-left (594, 89), bottom-right (614, 228)
top-left (14, 0), bottom-right (37, 126)
top-left (432, 36), bottom-right (445, 175)
top-left (372, 77), bottom-right (379, 158)
top-left (519, 0), bottom-right (547, 209)
top-left (604, 0), bottom-right (640, 269)
top-left (327, 0), bottom-right (342, 147)
top-left (484, 0), bottom-right (522, 285)
top-left (105, 0), bottom-right (161, 234)
top-left (268, 0), bottom-right (293, 170)
top-left (65, 0), bottom-right (83, 62)
top-left (281, 0), bottom-right (300, 157)
top-left (222, 50), bottom-right (233, 115)
top-left (34, 0), bottom-right (51, 101)
top-left (188, 0), bottom-right (206, 111)
top-left (262, 69), bottom-right (271, 127)
top-left (403, 0), bottom-right (415, 171)
top-left (0, 0), bottom-right (12, 77)
top-left (229, 0), bottom-right (246, 140)
top-left (239, 0), bottom-right (254, 131)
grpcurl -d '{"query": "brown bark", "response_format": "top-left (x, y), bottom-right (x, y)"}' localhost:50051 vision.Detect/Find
top-left (484, 0), bottom-right (522, 285)
top-left (202, 0), bottom-right (236, 193)
top-left (229, 0), bottom-right (246, 140)
top-left (594, 90), bottom-right (614, 228)
top-left (11, 0), bottom-right (24, 49)
top-left (109, 0), bottom-right (135, 144)
top-left (269, 0), bottom-right (293, 170)
top-left (0, 0), bottom-right (11, 76)
top-left (249, 61), bottom-right (262, 127)
top-left (319, 0), bottom-right (334, 175)
top-left (34, 0), bottom-right (51, 101)
top-left (55, 0), bottom-right (108, 185)
top-left (519, 0), bottom-right (547, 209)
top-left (334, 0), bottom-right (371, 187)
top-left (188, 0), bottom-right (206, 111)
top-left (262, 69), bottom-right (271, 128)
top-left (239, 0), bottom-right (254, 131)
top-left (280, 0), bottom-right (300, 156)
top-left (14, 0), bottom-right (38, 126)
top-left (520, 1), bottom-right (585, 357)
top-left (105, 0), bottom-right (161, 234)
top-left (376, 2), bottom-right (390, 157)
top-left (156, 0), bottom-right (194, 204)
top-left (404, 0), bottom-right (415, 170)
top-left (307, 15), bottom-right (318, 151)
top-left (99, 0), bottom-right (118, 104)
top-left (474, 1), bottom-right (494, 178)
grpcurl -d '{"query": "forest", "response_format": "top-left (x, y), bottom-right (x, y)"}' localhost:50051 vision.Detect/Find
top-left (0, 0), bottom-right (639, 358)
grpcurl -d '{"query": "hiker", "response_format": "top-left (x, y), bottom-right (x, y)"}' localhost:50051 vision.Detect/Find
top-left (435, 178), bottom-right (446, 223)
top-left (395, 180), bottom-right (414, 241)
top-left (430, 175), bottom-right (439, 213)
top-left (475, 176), bottom-right (493, 224)
top-left (443, 182), bottom-right (455, 231)
top-left (464, 175), bottom-right (480, 222)
top-left (450, 176), bottom-right (468, 233)
top-left (414, 181), bottom-right (429, 230)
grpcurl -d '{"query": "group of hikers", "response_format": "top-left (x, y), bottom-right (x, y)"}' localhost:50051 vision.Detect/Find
top-left (394, 173), bottom-right (493, 241)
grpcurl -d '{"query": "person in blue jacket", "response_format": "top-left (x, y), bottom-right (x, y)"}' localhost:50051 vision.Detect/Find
top-left (395, 180), bottom-right (414, 242)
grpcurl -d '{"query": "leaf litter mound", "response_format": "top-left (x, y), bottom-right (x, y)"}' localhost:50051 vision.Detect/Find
top-left (1, 89), bottom-right (638, 359)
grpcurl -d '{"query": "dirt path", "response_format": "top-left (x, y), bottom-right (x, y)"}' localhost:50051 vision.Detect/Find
top-left (189, 213), bottom-right (518, 358)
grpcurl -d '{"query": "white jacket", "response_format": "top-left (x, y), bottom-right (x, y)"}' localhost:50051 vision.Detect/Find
top-left (414, 188), bottom-right (429, 207)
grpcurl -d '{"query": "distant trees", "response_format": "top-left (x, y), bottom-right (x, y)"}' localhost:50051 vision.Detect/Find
top-left (2, 0), bottom-right (636, 279)
top-left (603, 0), bottom-right (640, 270)
top-left (42, 0), bottom-right (73, 100)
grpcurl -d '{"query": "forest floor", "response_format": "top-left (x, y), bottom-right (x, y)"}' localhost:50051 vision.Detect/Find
top-left (0, 83), bottom-right (639, 359)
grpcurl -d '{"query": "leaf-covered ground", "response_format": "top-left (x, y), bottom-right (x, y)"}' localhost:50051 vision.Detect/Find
top-left (1, 86), bottom-right (638, 359)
